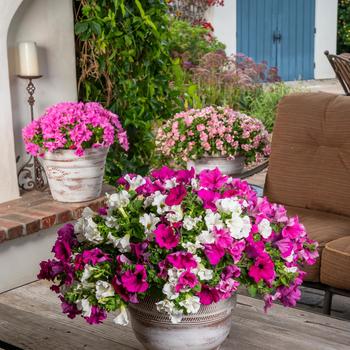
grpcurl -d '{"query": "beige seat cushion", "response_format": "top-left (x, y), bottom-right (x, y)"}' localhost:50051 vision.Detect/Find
top-left (286, 206), bottom-right (350, 282)
top-left (321, 237), bottom-right (350, 290)
top-left (265, 93), bottom-right (350, 218)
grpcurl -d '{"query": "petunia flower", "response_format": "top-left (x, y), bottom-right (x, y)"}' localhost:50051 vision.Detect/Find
top-left (121, 265), bottom-right (149, 293)
top-left (154, 224), bottom-right (179, 249)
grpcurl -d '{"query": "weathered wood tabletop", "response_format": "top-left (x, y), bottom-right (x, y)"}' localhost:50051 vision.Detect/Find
top-left (0, 281), bottom-right (349, 350)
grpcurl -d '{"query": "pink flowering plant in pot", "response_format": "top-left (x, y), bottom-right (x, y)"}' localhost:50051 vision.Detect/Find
top-left (22, 102), bottom-right (129, 202)
top-left (38, 166), bottom-right (318, 349)
top-left (156, 106), bottom-right (271, 175)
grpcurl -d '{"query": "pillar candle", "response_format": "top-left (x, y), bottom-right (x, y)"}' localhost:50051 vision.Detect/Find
top-left (17, 42), bottom-right (39, 76)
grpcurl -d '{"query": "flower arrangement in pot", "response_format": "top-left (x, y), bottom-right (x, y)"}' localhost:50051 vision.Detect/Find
top-left (38, 166), bottom-right (318, 350)
top-left (22, 102), bottom-right (129, 202)
top-left (156, 106), bottom-right (271, 175)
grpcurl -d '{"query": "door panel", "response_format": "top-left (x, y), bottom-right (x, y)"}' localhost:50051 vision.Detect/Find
top-left (236, 0), bottom-right (315, 81)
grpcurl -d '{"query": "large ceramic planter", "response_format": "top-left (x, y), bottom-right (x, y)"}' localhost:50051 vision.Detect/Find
top-left (187, 156), bottom-right (245, 176)
top-left (41, 147), bottom-right (109, 203)
top-left (128, 296), bottom-right (236, 350)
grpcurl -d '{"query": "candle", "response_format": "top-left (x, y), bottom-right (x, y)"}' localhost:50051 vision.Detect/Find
top-left (17, 42), bottom-right (39, 77)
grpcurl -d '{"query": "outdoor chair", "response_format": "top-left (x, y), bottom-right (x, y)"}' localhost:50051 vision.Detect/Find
top-left (261, 92), bottom-right (350, 314)
top-left (324, 50), bottom-right (350, 95)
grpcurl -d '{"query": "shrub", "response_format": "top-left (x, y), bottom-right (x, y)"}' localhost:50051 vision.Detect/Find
top-left (74, 0), bottom-right (182, 182)
top-left (338, 0), bottom-right (350, 53)
top-left (168, 18), bottom-right (225, 67)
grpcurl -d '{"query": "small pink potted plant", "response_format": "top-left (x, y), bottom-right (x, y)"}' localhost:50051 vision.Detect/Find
top-left (22, 102), bottom-right (128, 202)
top-left (156, 106), bottom-right (271, 175)
top-left (38, 167), bottom-right (318, 350)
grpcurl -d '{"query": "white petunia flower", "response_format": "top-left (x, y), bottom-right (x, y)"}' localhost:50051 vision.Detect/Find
top-left (113, 306), bottom-right (129, 326)
top-left (166, 205), bottom-right (183, 223)
top-left (139, 213), bottom-right (160, 235)
top-left (204, 210), bottom-right (224, 230)
top-left (216, 197), bottom-right (242, 215)
top-left (77, 298), bottom-right (92, 317)
top-left (179, 296), bottom-right (201, 314)
top-left (106, 190), bottom-right (130, 209)
top-left (164, 178), bottom-right (178, 189)
top-left (124, 174), bottom-right (146, 191)
top-left (156, 299), bottom-right (175, 314)
top-left (196, 230), bottom-right (216, 245)
top-left (183, 216), bottom-right (202, 231)
top-left (152, 191), bottom-right (168, 214)
top-left (258, 218), bottom-right (272, 239)
top-left (162, 282), bottom-right (179, 300)
top-left (284, 253), bottom-right (294, 263)
top-left (106, 215), bottom-right (119, 229)
top-left (83, 217), bottom-right (103, 243)
top-left (170, 309), bottom-right (184, 324)
top-left (225, 215), bottom-right (251, 239)
top-left (182, 241), bottom-right (201, 254)
top-left (81, 265), bottom-right (94, 287)
top-left (191, 178), bottom-right (199, 190)
top-left (197, 266), bottom-right (214, 281)
top-left (95, 280), bottom-right (115, 300)
top-left (107, 233), bottom-right (131, 253)
top-left (284, 266), bottom-right (298, 274)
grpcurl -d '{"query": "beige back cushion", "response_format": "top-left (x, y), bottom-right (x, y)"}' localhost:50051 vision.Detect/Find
top-left (264, 92), bottom-right (350, 217)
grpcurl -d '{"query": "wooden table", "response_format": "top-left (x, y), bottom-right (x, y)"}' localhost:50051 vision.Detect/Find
top-left (0, 281), bottom-right (349, 350)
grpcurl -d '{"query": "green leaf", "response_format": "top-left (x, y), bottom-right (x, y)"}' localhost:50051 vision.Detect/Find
top-left (75, 22), bottom-right (89, 34)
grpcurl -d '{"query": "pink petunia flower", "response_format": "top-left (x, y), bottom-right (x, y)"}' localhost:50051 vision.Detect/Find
top-left (154, 224), bottom-right (179, 249)
top-left (165, 184), bottom-right (187, 206)
top-left (248, 254), bottom-right (275, 284)
top-left (166, 252), bottom-right (198, 270)
top-left (121, 264), bottom-right (149, 293)
top-left (175, 270), bottom-right (199, 292)
top-left (204, 243), bottom-right (225, 265)
top-left (199, 168), bottom-right (227, 190)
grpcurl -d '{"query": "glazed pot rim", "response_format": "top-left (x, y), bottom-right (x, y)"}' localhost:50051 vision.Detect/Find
top-left (41, 146), bottom-right (110, 159)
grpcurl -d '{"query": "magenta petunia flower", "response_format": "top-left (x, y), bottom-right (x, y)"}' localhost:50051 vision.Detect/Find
top-left (165, 184), bottom-right (187, 206)
top-left (176, 270), bottom-right (199, 292)
top-left (166, 252), bottom-right (198, 270)
top-left (151, 166), bottom-right (176, 181)
top-left (199, 168), bottom-right (227, 190)
top-left (215, 228), bottom-right (233, 249)
top-left (197, 285), bottom-right (220, 305)
top-left (282, 216), bottom-right (305, 239)
top-left (82, 248), bottom-right (111, 266)
top-left (227, 239), bottom-right (246, 263)
top-left (52, 239), bottom-right (72, 262)
top-left (204, 243), bottom-right (225, 265)
top-left (59, 296), bottom-right (81, 319)
top-left (85, 305), bottom-right (107, 325)
top-left (121, 264), bottom-right (149, 293)
top-left (248, 254), bottom-right (275, 284)
top-left (275, 238), bottom-right (294, 259)
top-left (154, 224), bottom-right (179, 249)
top-left (197, 189), bottom-right (220, 211)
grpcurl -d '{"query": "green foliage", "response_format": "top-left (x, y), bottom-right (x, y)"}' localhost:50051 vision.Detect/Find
top-left (338, 0), bottom-right (350, 53)
top-left (245, 83), bottom-right (294, 132)
top-left (74, 0), bottom-right (182, 182)
top-left (168, 18), bottom-right (225, 65)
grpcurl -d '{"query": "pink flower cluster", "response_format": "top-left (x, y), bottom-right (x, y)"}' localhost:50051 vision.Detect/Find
top-left (23, 102), bottom-right (129, 157)
top-left (38, 166), bottom-right (318, 326)
top-left (156, 106), bottom-right (270, 165)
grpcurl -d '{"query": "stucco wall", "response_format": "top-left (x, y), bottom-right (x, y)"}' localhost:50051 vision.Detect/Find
top-left (314, 0), bottom-right (338, 79)
top-left (8, 0), bottom-right (78, 177)
top-left (207, 0), bottom-right (337, 80)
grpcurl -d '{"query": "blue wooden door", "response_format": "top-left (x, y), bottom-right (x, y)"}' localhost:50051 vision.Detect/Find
top-left (237, 0), bottom-right (315, 81)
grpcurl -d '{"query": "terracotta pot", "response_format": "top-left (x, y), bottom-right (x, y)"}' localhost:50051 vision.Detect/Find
top-left (41, 147), bottom-right (108, 203)
top-left (128, 296), bottom-right (235, 350)
top-left (187, 156), bottom-right (245, 176)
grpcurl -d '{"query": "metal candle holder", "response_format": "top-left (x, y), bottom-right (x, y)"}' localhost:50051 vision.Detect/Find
top-left (17, 75), bottom-right (48, 191)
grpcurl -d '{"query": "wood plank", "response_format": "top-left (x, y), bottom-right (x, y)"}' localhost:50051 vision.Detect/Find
top-left (0, 281), bottom-right (349, 350)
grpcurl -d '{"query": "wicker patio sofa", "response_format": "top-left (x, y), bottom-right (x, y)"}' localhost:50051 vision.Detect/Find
top-left (262, 92), bottom-right (350, 313)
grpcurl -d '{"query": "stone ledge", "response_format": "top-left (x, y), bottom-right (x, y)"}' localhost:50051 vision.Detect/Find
top-left (0, 184), bottom-right (114, 244)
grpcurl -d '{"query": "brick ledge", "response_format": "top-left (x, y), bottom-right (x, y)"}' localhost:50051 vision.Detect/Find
top-left (0, 184), bottom-right (114, 244)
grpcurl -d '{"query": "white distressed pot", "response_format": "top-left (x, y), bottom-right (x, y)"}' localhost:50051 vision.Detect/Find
top-left (187, 156), bottom-right (245, 176)
top-left (41, 147), bottom-right (109, 203)
top-left (128, 296), bottom-right (236, 350)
